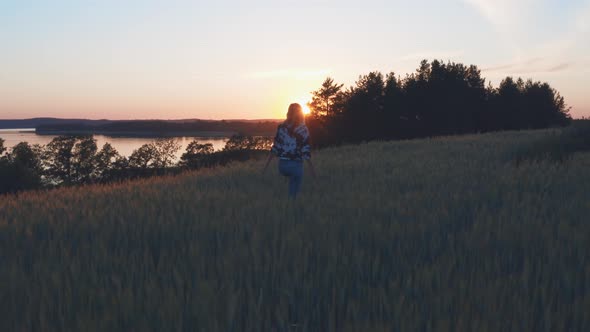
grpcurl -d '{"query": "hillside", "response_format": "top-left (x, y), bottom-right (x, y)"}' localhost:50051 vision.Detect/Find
top-left (1, 128), bottom-right (589, 331)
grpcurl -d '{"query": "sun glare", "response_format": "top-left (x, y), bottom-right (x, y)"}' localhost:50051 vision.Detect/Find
top-left (298, 98), bottom-right (311, 115)
top-left (302, 104), bottom-right (311, 115)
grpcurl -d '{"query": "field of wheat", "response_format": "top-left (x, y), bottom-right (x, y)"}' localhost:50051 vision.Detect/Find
top-left (1, 127), bottom-right (589, 331)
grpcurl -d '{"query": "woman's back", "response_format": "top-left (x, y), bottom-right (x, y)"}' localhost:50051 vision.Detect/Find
top-left (271, 122), bottom-right (311, 161)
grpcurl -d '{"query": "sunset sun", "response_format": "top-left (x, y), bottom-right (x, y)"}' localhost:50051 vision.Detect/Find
top-left (302, 104), bottom-right (311, 115)
top-left (298, 99), bottom-right (311, 115)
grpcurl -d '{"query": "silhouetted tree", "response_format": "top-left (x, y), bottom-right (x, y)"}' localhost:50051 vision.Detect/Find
top-left (0, 161), bottom-right (42, 194)
top-left (383, 72), bottom-right (405, 138)
top-left (494, 77), bottom-right (525, 130)
top-left (463, 64), bottom-right (488, 132)
top-left (129, 143), bottom-right (158, 169)
top-left (93, 143), bottom-right (124, 181)
top-left (423, 60), bottom-right (485, 134)
top-left (72, 136), bottom-right (98, 183)
top-left (43, 136), bottom-right (77, 185)
top-left (0, 138), bottom-right (6, 157)
top-left (187, 141), bottom-right (215, 155)
top-left (223, 135), bottom-right (272, 151)
top-left (180, 141), bottom-right (214, 168)
top-left (152, 138), bottom-right (181, 168)
top-left (522, 80), bottom-right (570, 128)
top-left (127, 138), bottom-right (180, 169)
top-left (343, 71), bottom-right (386, 141)
top-left (0, 141), bottom-right (43, 193)
top-left (9, 142), bottom-right (43, 175)
top-left (309, 77), bottom-right (345, 118)
top-left (402, 61), bottom-right (431, 136)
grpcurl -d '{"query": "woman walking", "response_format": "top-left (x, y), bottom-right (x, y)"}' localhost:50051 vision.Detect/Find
top-left (263, 103), bottom-right (316, 198)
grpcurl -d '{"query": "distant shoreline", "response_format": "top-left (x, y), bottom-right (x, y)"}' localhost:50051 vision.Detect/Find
top-left (0, 118), bottom-right (282, 138)
top-left (0, 118), bottom-right (282, 130)
top-left (34, 129), bottom-right (240, 138)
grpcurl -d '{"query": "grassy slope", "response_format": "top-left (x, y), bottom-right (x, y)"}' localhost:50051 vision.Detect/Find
top-left (1, 129), bottom-right (589, 331)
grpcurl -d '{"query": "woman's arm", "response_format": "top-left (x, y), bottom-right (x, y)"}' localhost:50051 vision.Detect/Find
top-left (264, 125), bottom-right (282, 173)
top-left (300, 125), bottom-right (315, 177)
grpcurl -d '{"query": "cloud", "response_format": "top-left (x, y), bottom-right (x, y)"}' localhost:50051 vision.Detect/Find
top-left (461, 0), bottom-right (537, 60)
top-left (471, 1), bottom-right (590, 77)
top-left (461, 0), bottom-right (533, 28)
top-left (482, 58), bottom-right (572, 75)
top-left (546, 63), bottom-right (571, 73)
top-left (482, 57), bottom-right (542, 72)
top-left (248, 68), bottom-right (331, 80)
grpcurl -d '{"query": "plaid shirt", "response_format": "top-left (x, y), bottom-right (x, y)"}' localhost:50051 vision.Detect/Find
top-left (270, 122), bottom-right (311, 160)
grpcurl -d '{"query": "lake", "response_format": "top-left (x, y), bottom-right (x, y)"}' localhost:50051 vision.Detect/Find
top-left (0, 129), bottom-right (229, 158)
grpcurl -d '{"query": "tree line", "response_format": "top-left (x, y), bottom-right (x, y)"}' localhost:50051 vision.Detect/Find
top-left (0, 135), bottom-right (271, 194)
top-left (306, 59), bottom-right (571, 146)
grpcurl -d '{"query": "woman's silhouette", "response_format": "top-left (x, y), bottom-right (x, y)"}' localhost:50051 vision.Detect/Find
top-left (263, 103), bottom-right (316, 198)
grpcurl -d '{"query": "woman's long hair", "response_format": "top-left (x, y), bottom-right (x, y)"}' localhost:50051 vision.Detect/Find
top-left (286, 103), bottom-right (305, 130)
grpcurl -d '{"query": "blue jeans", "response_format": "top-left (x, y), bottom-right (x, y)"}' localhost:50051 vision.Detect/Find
top-left (278, 159), bottom-right (303, 198)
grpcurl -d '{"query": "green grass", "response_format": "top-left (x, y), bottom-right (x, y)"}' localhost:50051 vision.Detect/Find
top-left (511, 120), bottom-right (590, 164)
top-left (1, 128), bottom-right (589, 331)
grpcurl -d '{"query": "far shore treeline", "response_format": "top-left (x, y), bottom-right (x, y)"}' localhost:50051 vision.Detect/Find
top-left (305, 59), bottom-right (570, 147)
top-left (33, 119), bottom-right (282, 137)
top-left (0, 59), bottom-right (572, 194)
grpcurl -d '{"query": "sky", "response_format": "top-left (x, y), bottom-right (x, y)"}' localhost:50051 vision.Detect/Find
top-left (1, 0), bottom-right (589, 120)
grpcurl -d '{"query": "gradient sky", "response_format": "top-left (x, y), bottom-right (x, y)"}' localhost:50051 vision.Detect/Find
top-left (1, 0), bottom-right (589, 120)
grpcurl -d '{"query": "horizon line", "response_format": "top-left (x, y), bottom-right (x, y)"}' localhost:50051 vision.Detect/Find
top-left (0, 117), bottom-right (285, 122)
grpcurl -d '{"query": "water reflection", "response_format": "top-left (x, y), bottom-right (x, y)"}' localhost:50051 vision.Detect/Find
top-left (0, 129), bottom-right (229, 158)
